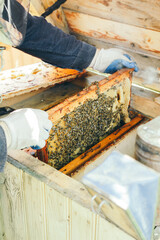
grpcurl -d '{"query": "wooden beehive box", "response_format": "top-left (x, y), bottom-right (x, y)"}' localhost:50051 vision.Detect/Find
top-left (0, 65), bottom-right (156, 240)
top-left (1, 1), bottom-right (160, 240)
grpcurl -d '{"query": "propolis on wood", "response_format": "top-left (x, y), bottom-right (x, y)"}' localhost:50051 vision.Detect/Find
top-left (46, 69), bottom-right (133, 169)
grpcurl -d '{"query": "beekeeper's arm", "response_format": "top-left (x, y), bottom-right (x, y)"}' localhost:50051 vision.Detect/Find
top-left (0, 0), bottom-right (138, 73)
top-left (17, 12), bottom-right (138, 73)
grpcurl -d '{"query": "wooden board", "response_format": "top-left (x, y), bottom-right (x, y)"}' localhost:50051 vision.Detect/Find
top-left (63, 9), bottom-right (160, 56)
top-left (131, 84), bottom-right (160, 118)
top-left (63, 0), bottom-right (160, 31)
top-left (41, 0), bottom-right (70, 33)
top-left (30, 1), bottom-right (55, 26)
top-left (0, 62), bottom-right (84, 100)
top-left (0, 154), bottom-right (135, 240)
top-left (0, 43), bottom-right (39, 71)
top-left (85, 188), bottom-right (142, 240)
top-left (11, 82), bottom-right (83, 111)
top-left (32, 0), bottom-right (160, 59)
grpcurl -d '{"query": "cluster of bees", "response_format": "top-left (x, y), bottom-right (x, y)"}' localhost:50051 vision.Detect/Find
top-left (47, 83), bottom-right (125, 169)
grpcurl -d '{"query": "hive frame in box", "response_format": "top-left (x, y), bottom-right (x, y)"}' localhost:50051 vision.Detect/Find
top-left (0, 68), bottom-right (155, 240)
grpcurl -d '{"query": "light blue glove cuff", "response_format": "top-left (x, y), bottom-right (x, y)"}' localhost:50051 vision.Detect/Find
top-left (31, 145), bottom-right (41, 150)
top-left (104, 55), bottom-right (139, 74)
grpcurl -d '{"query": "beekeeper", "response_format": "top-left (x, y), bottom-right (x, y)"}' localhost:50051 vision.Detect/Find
top-left (0, 0), bottom-right (138, 172)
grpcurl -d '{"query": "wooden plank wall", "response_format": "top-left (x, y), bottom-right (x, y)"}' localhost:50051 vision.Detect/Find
top-left (38, 0), bottom-right (160, 57)
top-left (0, 161), bottom-right (135, 240)
top-left (2, 0), bottom-right (160, 71)
top-left (0, 46), bottom-right (40, 71)
top-left (0, 2), bottom-right (43, 71)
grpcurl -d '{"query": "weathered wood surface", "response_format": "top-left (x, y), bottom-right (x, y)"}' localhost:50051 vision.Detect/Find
top-left (0, 152), bottom-right (135, 240)
top-left (63, 0), bottom-right (160, 31)
top-left (0, 165), bottom-right (28, 240)
top-left (33, 0), bottom-right (70, 33)
top-left (133, 76), bottom-right (160, 93)
top-left (11, 82), bottom-right (83, 111)
top-left (131, 85), bottom-right (160, 118)
top-left (0, 44), bottom-right (39, 71)
top-left (32, 0), bottom-right (160, 57)
top-left (0, 62), bottom-right (84, 100)
top-left (63, 9), bottom-right (160, 56)
top-left (30, 1), bottom-right (55, 25)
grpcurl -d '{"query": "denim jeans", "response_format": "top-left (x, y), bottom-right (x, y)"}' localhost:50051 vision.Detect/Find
top-left (17, 13), bottom-right (96, 71)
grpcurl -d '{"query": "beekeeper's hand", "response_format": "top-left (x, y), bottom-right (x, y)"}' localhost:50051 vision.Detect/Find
top-left (0, 108), bottom-right (52, 150)
top-left (89, 48), bottom-right (138, 74)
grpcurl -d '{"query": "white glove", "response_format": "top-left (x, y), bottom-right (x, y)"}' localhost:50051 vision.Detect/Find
top-left (89, 48), bottom-right (138, 74)
top-left (0, 108), bottom-right (52, 150)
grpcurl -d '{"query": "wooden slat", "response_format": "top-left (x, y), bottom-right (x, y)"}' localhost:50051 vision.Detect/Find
top-left (1, 63), bottom-right (84, 100)
top-left (131, 92), bottom-right (160, 118)
top-left (96, 215), bottom-right (135, 240)
top-left (60, 115), bottom-right (144, 175)
top-left (0, 163), bottom-right (28, 240)
top-left (0, 195), bottom-right (5, 239)
top-left (7, 152), bottom-right (95, 211)
top-left (87, 188), bottom-right (141, 240)
top-left (30, 0), bottom-right (55, 25)
top-left (70, 200), bottom-right (96, 240)
top-left (44, 185), bottom-right (69, 239)
top-left (23, 173), bottom-right (47, 240)
top-left (63, 0), bottom-right (160, 31)
top-left (133, 76), bottom-right (160, 93)
top-left (38, 0), bottom-right (70, 33)
top-left (0, 44), bottom-right (39, 71)
top-left (1, 160), bottom-right (136, 240)
top-left (63, 9), bottom-right (160, 56)
top-left (11, 82), bottom-right (83, 111)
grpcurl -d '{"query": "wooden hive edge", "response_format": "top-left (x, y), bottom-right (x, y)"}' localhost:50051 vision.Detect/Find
top-left (47, 68), bottom-right (133, 123)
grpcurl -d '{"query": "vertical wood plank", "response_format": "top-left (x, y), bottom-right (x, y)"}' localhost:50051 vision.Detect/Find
top-left (44, 185), bottom-right (69, 240)
top-left (41, 0), bottom-right (70, 33)
top-left (0, 199), bottom-right (5, 239)
top-left (70, 200), bottom-right (96, 240)
top-left (0, 44), bottom-right (39, 71)
top-left (63, 9), bottom-right (160, 56)
top-left (23, 172), bottom-right (47, 240)
top-left (63, 0), bottom-right (160, 31)
top-left (30, 0), bottom-right (55, 25)
top-left (0, 157), bottom-right (138, 240)
top-left (0, 163), bottom-right (28, 240)
top-left (96, 215), bottom-right (135, 240)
